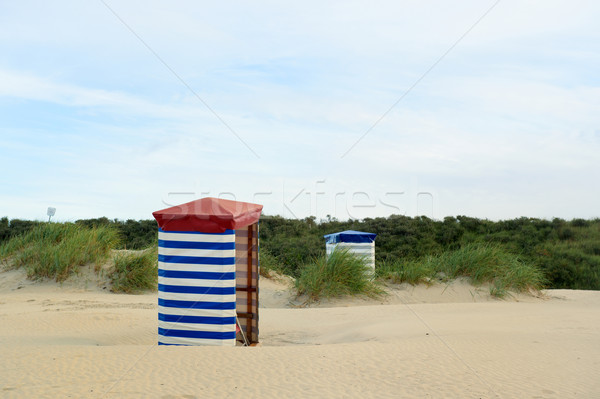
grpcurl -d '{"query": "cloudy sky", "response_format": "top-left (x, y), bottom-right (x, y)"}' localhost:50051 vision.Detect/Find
top-left (1, 0), bottom-right (599, 222)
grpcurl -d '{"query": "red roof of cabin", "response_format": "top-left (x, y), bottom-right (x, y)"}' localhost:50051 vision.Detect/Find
top-left (152, 197), bottom-right (263, 233)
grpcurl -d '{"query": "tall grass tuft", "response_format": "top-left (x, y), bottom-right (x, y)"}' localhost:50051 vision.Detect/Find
top-left (376, 243), bottom-right (546, 298)
top-left (434, 243), bottom-right (547, 294)
top-left (296, 247), bottom-right (382, 301)
top-left (376, 258), bottom-right (433, 285)
top-left (259, 249), bottom-right (285, 278)
top-left (0, 222), bottom-right (119, 282)
top-left (109, 248), bottom-right (158, 294)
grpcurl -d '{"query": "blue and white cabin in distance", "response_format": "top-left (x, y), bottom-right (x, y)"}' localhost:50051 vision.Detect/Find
top-left (324, 230), bottom-right (377, 270)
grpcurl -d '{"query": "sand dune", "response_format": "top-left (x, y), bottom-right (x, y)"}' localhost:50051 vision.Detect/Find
top-left (0, 267), bottom-right (599, 398)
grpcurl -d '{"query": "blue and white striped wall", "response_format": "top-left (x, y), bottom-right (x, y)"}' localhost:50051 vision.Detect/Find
top-left (157, 228), bottom-right (237, 346)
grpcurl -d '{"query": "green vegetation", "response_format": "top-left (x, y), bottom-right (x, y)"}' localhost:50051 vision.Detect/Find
top-left (260, 215), bottom-right (600, 291)
top-left (0, 217), bottom-right (42, 242)
top-left (258, 249), bottom-right (286, 278)
top-left (109, 249), bottom-right (158, 294)
top-left (536, 223), bottom-right (600, 290)
top-left (1, 214), bottom-right (599, 293)
top-left (0, 221), bottom-right (157, 292)
top-left (376, 259), bottom-right (433, 286)
top-left (295, 248), bottom-right (382, 301)
top-left (0, 217), bottom-right (157, 250)
top-left (376, 243), bottom-right (546, 297)
top-left (74, 217), bottom-right (158, 250)
top-left (0, 222), bottom-right (119, 282)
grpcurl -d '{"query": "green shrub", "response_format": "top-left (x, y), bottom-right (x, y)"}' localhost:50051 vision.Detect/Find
top-left (0, 222), bottom-right (119, 281)
top-left (295, 248), bottom-right (381, 301)
top-left (109, 249), bottom-right (158, 293)
top-left (538, 244), bottom-right (600, 290)
top-left (571, 218), bottom-right (589, 228)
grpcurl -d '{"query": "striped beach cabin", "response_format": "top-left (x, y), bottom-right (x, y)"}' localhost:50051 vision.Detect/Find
top-left (153, 197), bottom-right (262, 346)
top-left (324, 230), bottom-right (377, 270)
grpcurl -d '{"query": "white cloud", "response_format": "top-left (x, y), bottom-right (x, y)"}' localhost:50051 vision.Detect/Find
top-left (0, 69), bottom-right (199, 117)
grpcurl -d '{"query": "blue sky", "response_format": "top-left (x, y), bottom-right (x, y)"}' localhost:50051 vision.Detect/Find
top-left (1, 0), bottom-right (599, 222)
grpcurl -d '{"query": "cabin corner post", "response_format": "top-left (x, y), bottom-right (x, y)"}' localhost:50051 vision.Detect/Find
top-left (246, 224), bottom-right (253, 343)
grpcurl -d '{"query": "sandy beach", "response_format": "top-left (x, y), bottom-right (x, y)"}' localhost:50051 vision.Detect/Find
top-left (0, 268), bottom-right (598, 399)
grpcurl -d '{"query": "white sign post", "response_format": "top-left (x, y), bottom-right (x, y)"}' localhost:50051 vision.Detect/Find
top-left (47, 207), bottom-right (56, 222)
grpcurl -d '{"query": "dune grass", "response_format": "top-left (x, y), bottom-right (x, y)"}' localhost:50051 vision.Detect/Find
top-left (295, 247), bottom-right (382, 301)
top-left (376, 243), bottom-right (546, 297)
top-left (259, 249), bottom-right (285, 278)
top-left (109, 248), bottom-right (158, 293)
top-left (0, 222), bottom-right (119, 282)
top-left (376, 258), bottom-right (434, 286)
top-left (0, 221), bottom-right (547, 299)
